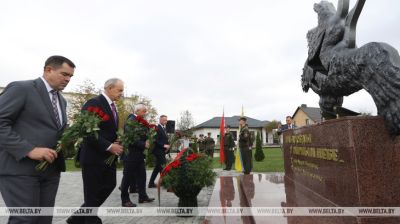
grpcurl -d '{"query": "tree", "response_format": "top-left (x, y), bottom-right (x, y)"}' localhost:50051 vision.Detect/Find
top-left (254, 132), bottom-right (265, 161)
top-left (67, 79), bottom-right (99, 121)
top-left (265, 120), bottom-right (280, 133)
top-left (265, 120), bottom-right (281, 144)
top-left (177, 110), bottom-right (195, 136)
top-left (116, 94), bottom-right (158, 129)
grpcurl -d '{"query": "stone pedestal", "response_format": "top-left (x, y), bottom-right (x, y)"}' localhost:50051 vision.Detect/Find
top-left (283, 116), bottom-right (400, 224)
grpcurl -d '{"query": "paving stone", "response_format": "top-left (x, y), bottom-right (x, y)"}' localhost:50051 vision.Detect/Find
top-left (0, 169), bottom-right (243, 224)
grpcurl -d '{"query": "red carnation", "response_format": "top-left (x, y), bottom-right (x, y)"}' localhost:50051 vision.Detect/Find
top-left (93, 107), bottom-right (100, 113)
top-left (186, 153), bottom-right (198, 162)
top-left (98, 110), bottom-right (105, 117)
top-left (87, 106), bottom-right (94, 112)
top-left (171, 160), bottom-right (181, 168)
top-left (149, 124), bottom-right (157, 129)
top-left (102, 114), bottom-right (110, 121)
top-left (161, 165), bottom-right (172, 177)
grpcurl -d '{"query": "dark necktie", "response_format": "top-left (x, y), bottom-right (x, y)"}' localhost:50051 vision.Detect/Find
top-left (110, 103), bottom-right (118, 125)
top-left (50, 90), bottom-right (61, 128)
top-left (162, 125), bottom-right (167, 134)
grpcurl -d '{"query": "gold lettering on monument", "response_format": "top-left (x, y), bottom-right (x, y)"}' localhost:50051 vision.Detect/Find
top-left (286, 133), bottom-right (345, 183)
top-left (291, 146), bottom-right (341, 162)
top-left (285, 134), bottom-right (312, 144)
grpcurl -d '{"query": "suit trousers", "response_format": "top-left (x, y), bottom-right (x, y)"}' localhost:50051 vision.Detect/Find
top-left (240, 147), bottom-right (253, 174)
top-left (0, 171), bottom-right (60, 224)
top-left (149, 153), bottom-right (166, 185)
top-left (120, 161), bottom-right (137, 203)
top-left (79, 164), bottom-right (116, 224)
top-left (133, 159), bottom-right (148, 200)
top-left (224, 149), bottom-right (235, 169)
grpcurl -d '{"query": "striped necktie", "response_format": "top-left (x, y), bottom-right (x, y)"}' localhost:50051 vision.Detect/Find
top-left (50, 90), bottom-right (61, 128)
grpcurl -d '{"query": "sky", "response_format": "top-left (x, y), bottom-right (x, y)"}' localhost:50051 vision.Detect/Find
top-left (1, 0), bottom-right (399, 124)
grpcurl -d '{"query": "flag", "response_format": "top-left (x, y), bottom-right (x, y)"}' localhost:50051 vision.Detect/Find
top-left (235, 149), bottom-right (243, 172)
top-left (219, 109), bottom-right (225, 164)
top-left (235, 105), bottom-right (244, 172)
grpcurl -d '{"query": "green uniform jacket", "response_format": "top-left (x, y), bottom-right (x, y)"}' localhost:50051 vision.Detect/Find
top-left (223, 133), bottom-right (235, 149)
top-left (239, 125), bottom-right (251, 148)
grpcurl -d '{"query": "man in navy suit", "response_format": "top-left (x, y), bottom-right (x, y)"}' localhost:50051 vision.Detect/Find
top-left (148, 115), bottom-right (170, 188)
top-left (120, 104), bottom-right (155, 207)
top-left (0, 55), bottom-right (75, 224)
top-left (67, 78), bottom-right (124, 224)
top-left (277, 116), bottom-right (296, 135)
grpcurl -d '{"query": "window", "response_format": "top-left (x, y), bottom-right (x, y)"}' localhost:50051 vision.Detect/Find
top-left (306, 119), bottom-right (310, 125)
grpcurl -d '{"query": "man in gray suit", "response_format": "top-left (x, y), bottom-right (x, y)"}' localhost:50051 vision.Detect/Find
top-left (0, 55), bottom-right (75, 224)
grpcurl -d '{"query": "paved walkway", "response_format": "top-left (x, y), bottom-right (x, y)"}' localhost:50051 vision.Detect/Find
top-left (0, 169), bottom-right (241, 224)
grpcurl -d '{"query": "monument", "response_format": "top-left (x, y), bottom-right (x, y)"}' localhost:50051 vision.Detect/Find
top-left (284, 0), bottom-right (400, 223)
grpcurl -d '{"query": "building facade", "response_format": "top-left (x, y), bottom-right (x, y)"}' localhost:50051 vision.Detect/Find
top-left (192, 116), bottom-right (272, 146)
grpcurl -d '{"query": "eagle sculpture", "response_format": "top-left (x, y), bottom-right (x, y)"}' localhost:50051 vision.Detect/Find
top-left (301, 0), bottom-right (400, 135)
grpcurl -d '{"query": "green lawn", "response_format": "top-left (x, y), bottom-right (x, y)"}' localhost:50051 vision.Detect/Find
top-left (211, 147), bottom-right (284, 172)
top-left (66, 147), bottom-right (285, 172)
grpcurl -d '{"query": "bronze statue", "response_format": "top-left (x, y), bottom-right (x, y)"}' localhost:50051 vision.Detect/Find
top-left (302, 0), bottom-right (400, 135)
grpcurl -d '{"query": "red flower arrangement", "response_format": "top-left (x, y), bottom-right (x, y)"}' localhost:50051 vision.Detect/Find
top-left (36, 106), bottom-right (108, 171)
top-left (159, 147), bottom-right (216, 207)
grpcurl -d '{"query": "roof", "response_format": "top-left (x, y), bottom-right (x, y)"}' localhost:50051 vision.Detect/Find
top-left (293, 105), bottom-right (322, 122)
top-left (194, 116), bottom-right (268, 129)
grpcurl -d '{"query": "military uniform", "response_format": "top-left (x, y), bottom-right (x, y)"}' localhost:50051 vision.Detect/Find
top-left (198, 136), bottom-right (206, 153)
top-left (223, 132), bottom-right (236, 170)
top-left (204, 135), bottom-right (215, 157)
top-left (239, 124), bottom-right (253, 174)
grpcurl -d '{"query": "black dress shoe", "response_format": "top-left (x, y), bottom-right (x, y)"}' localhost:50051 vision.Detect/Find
top-left (122, 201), bottom-right (137, 207)
top-left (148, 183), bottom-right (156, 188)
top-left (139, 197), bottom-right (155, 203)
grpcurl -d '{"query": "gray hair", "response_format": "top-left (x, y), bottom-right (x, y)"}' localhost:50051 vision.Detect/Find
top-left (134, 103), bottom-right (147, 113)
top-left (104, 78), bottom-right (122, 89)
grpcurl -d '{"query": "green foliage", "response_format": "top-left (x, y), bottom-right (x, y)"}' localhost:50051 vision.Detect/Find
top-left (37, 108), bottom-right (105, 171)
top-left (254, 132), bottom-right (265, 161)
top-left (116, 117), bottom-right (158, 166)
top-left (119, 119), bottom-right (149, 154)
top-left (162, 149), bottom-right (216, 192)
top-left (265, 120), bottom-right (280, 132)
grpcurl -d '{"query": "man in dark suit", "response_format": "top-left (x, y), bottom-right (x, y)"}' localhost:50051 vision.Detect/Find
top-left (0, 55), bottom-right (75, 224)
top-left (120, 104), bottom-right (155, 207)
top-left (148, 115), bottom-right (170, 188)
top-left (67, 78), bottom-right (124, 224)
top-left (277, 116), bottom-right (296, 135)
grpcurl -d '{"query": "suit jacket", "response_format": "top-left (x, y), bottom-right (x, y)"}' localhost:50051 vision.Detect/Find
top-left (153, 124), bottom-right (169, 156)
top-left (79, 94), bottom-right (119, 166)
top-left (277, 124), bottom-right (296, 135)
top-left (0, 78), bottom-right (67, 175)
top-left (122, 113), bottom-right (148, 162)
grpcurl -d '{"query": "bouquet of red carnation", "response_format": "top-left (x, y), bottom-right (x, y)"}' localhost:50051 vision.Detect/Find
top-left (36, 106), bottom-right (109, 171)
top-left (160, 148), bottom-right (216, 207)
top-left (105, 115), bottom-right (157, 165)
